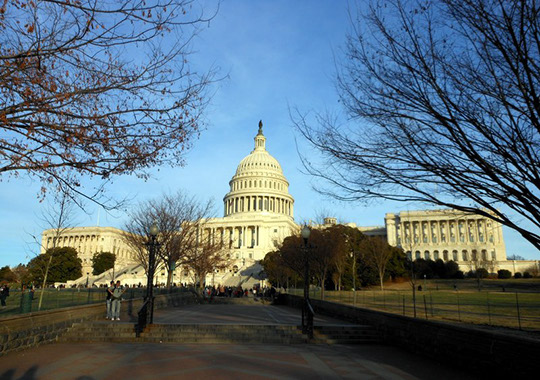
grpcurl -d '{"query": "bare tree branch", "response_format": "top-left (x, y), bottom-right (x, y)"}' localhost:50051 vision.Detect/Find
top-left (294, 0), bottom-right (540, 250)
top-left (0, 0), bottom-right (219, 207)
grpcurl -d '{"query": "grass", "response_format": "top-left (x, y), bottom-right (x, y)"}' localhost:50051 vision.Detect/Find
top-left (0, 287), bottom-right (175, 318)
top-left (289, 279), bottom-right (540, 332)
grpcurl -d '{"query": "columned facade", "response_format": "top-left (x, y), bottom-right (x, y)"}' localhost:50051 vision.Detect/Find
top-left (385, 209), bottom-right (508, 272)
top-left (40, 226), bottom-right (134, 276)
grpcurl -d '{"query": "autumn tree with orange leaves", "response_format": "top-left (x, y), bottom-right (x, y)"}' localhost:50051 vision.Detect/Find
top-left (0, 0), bottom-right (216, 206)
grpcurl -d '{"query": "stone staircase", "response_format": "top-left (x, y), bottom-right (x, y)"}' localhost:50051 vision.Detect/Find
top-left (59, 322), bottom-right (139, 343)
top-left (312, 325), bottom-right (381, 344)
top-left (140, 324), bottom-right (308, 344)
top-left (59, 322), bottom-right (380, 345)
top-left (58, 322), bottom-right (308, 344)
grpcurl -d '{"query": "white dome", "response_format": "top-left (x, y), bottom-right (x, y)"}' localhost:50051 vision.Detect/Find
top-left (235, 151), bottom-right (283, 177)
top-left (223, 121), bottom-right (294, 218)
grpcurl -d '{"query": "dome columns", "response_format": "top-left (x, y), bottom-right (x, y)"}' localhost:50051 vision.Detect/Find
top-left (224, 194), bottom-right (294, 217)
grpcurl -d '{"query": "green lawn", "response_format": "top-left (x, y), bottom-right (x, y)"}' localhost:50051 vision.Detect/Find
top-left (0, 287), bottom-right (164, 318)
top-left (289, 280), bottom-right (540, 332)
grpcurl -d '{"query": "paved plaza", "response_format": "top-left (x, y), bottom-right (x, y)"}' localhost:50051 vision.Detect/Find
top-left (152, 302), bottom-right (350, 325)
top-left (0, 303), bottom-right (476, 379)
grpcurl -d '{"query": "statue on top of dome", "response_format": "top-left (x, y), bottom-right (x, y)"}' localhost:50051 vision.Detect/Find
top-left (258, 120), bottom-right (263, 135)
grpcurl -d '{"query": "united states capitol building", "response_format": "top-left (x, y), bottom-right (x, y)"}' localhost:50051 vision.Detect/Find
top-left (41, 121), bottom-right (539, 286)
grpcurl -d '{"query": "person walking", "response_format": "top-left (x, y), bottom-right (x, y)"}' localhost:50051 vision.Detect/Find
top-left (106, 280), bottom-right (114, 319)
top-left (110, 280), bottom-right (125, 321)
top-left (0, 284), bottom-right (8, 307)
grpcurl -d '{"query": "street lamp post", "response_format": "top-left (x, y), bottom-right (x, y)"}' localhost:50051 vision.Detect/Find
top-left (145, 221), bottom-right (160, 325)
top-left (301, 225), bottom-right (313, 339)
top-left (86, 272), bottom-right (89, 288)
top-left (351, 251), bottom-right (357, 306)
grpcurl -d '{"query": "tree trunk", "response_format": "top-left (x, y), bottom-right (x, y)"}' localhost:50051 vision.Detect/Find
top-left (38, 254), bottom-right (54, 311)
top-left (199, 273), bottom-right (205, 289)
top-left (166, 270), bottom-right (173, 288)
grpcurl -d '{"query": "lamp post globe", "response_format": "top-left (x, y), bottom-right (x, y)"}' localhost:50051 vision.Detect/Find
top-left (150, 221), bottom-right (159, 237)
top-left (301, 225), bottom-right (311, 244)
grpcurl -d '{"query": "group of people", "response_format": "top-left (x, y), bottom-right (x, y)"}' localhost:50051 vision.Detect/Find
top-left (0, 284), bottom-right (9, 307)
top-left (204, 285), bottom-right (248, 299)
top-left (105, 280), bottom-right (125, 320)
top-left (202, 284), bottom-right (278, 300)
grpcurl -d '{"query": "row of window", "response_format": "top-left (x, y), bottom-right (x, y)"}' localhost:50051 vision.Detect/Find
top-left (407, 249), bottom-right (496, 262)
top-left (400, 234), bottom-right (494, 244)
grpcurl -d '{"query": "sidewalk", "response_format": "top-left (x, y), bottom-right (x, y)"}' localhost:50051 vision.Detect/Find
top-left (0, 341), bottom-right (475, 380)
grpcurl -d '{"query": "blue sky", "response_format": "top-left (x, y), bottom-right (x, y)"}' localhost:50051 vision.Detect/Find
top-left (1, 0), bottom-right (538, 267)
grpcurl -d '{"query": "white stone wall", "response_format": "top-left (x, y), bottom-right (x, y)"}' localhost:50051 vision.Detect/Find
top-left (40, 226), bottom-right (136, 275)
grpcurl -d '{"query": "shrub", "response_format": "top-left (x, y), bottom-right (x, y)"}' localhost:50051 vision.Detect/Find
top-left (476, 268), bottom-right (489, 279)
top-left (498, 269), bottom-right (512, 279)
top-left (514, 272), bottom-right (522, 279)
top-left (523, 272), bottom-right (533, 278)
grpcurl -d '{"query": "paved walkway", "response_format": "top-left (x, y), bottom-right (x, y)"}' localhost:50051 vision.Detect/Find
top-left (152, 303), bottom-right (351, 325)
top-left (0, 302), bottom-right (477, 380)
top-left (0, 341), bottom-right (475, 380)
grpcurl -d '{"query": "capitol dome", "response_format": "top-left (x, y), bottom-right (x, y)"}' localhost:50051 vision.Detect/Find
top-left (223, 121), bottom-right (294, 218)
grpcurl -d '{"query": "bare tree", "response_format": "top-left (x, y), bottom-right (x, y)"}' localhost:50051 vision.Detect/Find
top-left (295, 0), bottom-right (540, 250)
top-left (35, 192), bottom-right (76, 310)
top-left (122, 191), bottom-right (215, 287)
top-left (182, 232), bottom-right (228, 289)
top-left (362, 236), bottom-right (393, 291)
top-left (0, 1), bottom-right (217, 206)
top-left (468, 248), bottom-right (491, 291)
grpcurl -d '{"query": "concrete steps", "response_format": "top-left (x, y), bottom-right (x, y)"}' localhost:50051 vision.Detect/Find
top-left (312, 325), bottom-right (381, 345)
top-left (140, 324), bottom-right (308, 344)
top-left (59, 322), bottom-right (138, 343)
top-left (59, 322), bottom-right (380, 345)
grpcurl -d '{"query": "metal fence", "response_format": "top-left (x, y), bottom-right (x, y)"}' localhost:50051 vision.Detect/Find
top-left (0, 286), bottom-right (190, 318)
top-left (287, 288), bottom-right (540, 332)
